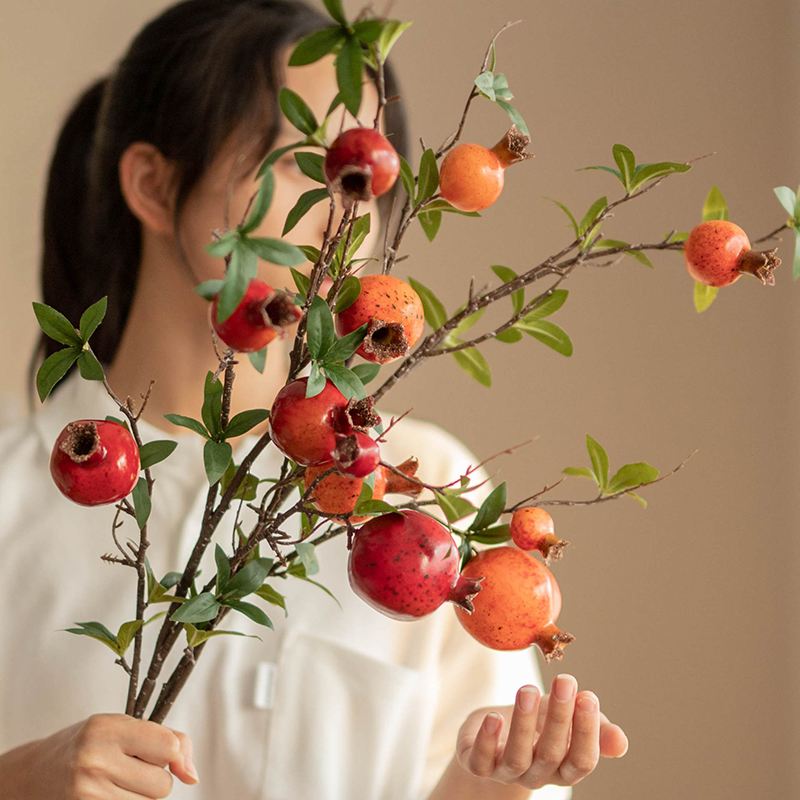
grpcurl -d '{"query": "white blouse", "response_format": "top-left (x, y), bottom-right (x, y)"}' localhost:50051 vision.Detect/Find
top-left (0, 374), bottom-right (570, 800)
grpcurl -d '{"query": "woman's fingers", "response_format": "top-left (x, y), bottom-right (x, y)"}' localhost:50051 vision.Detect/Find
top-left (494, 685), bottom-right (541, 779)
top-left (557, 691), bottom-right (601, 784)
top-left (599, 716), bottom-right (629, 758)
top-left (466, 712), bottom-right (505, 777)
top-left (167, 727), bottom-right (200, 784)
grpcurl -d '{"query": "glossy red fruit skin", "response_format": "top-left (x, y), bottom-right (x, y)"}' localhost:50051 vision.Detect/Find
top-left (348, 510), bottom-right (482, 621)
top-left (210, 279), bottom-right (300, 352)
top-left (332, 431), bottom-right (381, 479)
top-left (50, 420), bottom-right (140, 506)
top-left (439, 143), bottom-right (504, 212)
top-left (684, 220), bottom-right (750, 287)
top-left (324, 128), bottom-right (400, 204)
top-left (335, 275), bottom-right (425, 364)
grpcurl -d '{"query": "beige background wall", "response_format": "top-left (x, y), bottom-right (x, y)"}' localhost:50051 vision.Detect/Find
top-left (2, 1), bottom-right (799, 799)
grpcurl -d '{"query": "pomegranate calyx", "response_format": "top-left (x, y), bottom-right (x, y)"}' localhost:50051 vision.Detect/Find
top-left (263, 291), bottom-right (303, 330)
top-left (540, 534), bottom-right (570, 563)
top-left (737, 247), bottom-right (780, 286)
top-left (449, 574), bottom-right (484, 614)
top-left (338, 396), bottom-right (381, 433)
top-left (60, 421), bottom-right (104, 464)
top-left (330, 164), bottom-right (374, 206)
top-left (491, 125), bottom-right (535, 168)
top-left (361, 318), bottom-right (410, 363)
top-left (535, 623), bottom-right (575, 663)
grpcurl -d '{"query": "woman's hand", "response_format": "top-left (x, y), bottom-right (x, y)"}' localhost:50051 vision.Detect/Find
top-left (0, 713), bottom-right (198, 799)
top-left (454, 674), bottom-right (627, 795)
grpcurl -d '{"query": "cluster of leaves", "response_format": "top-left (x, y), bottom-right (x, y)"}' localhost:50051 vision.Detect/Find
top-left (64, 614), bottom-right (164, 659)
top-left (473, 40), bottom-right (530, 137)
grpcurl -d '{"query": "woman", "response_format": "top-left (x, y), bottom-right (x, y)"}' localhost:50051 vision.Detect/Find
top-left (0, 1), bottom-right (627, 798)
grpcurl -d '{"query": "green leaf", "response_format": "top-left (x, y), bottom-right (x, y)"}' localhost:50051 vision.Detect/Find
top-left (224, 409), bottom-right (269, 439)
top-left (139, 440), bottom-right (178, 470)
top-left (352, 19), bottom-right (383, 44)
top-left (215, 544), bottom-right (231, 594)
top-left (63, 621), bottom-right (120, 654)
top-left (702, 185), bottom-right (729, 222)
top-left (452, 306), bottom-right (486, 337)
top-left (544, 198), bottom-right (579, 238)
top-left (115, 620), bottom-right (143, 656)
top-left (774, 185), bottom-right (798, 218)
top-left (206, 231), bottom-right (237, 258)
top-left (306, 362), bottom-right (327, 397)
top-left (291, 267), bottom-right (312, 299)
top-left (336, 36), bottom-right (363, 118)
top-left (240, 167), bottom-right (275, 235)
top-left (255, 584), bottom-right (288, 615)
top-left (434, 491), bottom-right (477, 524)
top-left (193, 280), bottom-right (225, 300)
top-left (469, 483), bottom-right (507, 531)
top-left (306, 295), bottom-right (336, 359)
top-left (223, 599), bottom-right (274, 628)
top-left (612, 144), bottom-right (636, 192)
top-left (279, 88), bottom-right (319, 136)
top-left (407, 277), bottom-right (447, 330)
top-left (494, 99), bottom-right (529, 137)
top-left (38, 348), bottom-right (82, 402)
top-left (244, 236), bottom-right (306, 266)
top-left (605, 462), bottom-right (660, 495)
top-left (322, 0), bottom-right (347, 24)
top-left (591, 240), bottom-right (654, 268)
top-left (333, 213), bottom-right (371, 269)
top-left (496, 328), bottom-right (523, 343)
top-left (248, 348), bottom-right (267, 374)
top-left (295, 541), bottom-right (320, 576)
top-left (145, 560), bottom-right (167, 604)
top-left (216, 245), bottom-right (249, 324)
top-left (492, 73), bottom-right (513, 100)
top-left (418, 210), bottom-right (442, 242)
top-left (515, 319), bottom-right (573, 356)
top-left (131, 478), bottom-right (151, 529)
top-left (562, 466), bottom-right (598, 484)
top-left (628, 161), bottom-right (691, 193)
top-left (398, 154), bottom-right (415, 200)
top-left (170, 593), bottom-right (221, 624)
top-left (579, 196), bottom-right (608, 237)
top-left (294, 151), bottom-right (325, 183)
top-left (333, 276), bottom-right (361, 313)
top-left (77, 350), bottom-right (105, 381)
top-left (323, 323), bottom-right (368, 363)
top-left (626, 491), bottom-right (648, 509)
top-left (289, 27), bottom-right (346, 67)
top-left (184, 624), bottom-right (257, 648)
top-left (78, 297), bottom-right (107, 343)
top-left (490, 265), bottom-right (524, 314)
top-left (32, 302), bottom-right (82, 347)
top-left (202, 372), bottom-right (224, 439)
top-left (521, 289), bottom-right (569, 321)
top-left (283, 188), bottom-right (330, 236)
top-left (351, 362), bottom-right (380, 384)
top-left (418, 199), bottom-right (480, 217)
top-left (793, 227), bottom-right (800, 281)
top-left (354, 498), bottom-right (398, 516)
top-left (578, 164), bottom-right (623, 181)
top-left (163, 414), bottom-right (209, 438)
top-left (452, 345), bottom-right (492, 387)
top-left (377, 19), bottom-right (413, 60)
top-left (693, 281), bottom-right (719, 313)
top-left (586, 435), bottom-right (609, 490)
top-left (224, 557), bottom-right (274, 600)
top-left (416, 149), bottom-right (439, 203)
top-left (469, 524), bottom-right (512, 545)
top-left (474, 71), bottom-right (495, 101)
top-left (323, 364), bottom-right (367, 400)
top-left (204, 440), bottom-right (232, 485)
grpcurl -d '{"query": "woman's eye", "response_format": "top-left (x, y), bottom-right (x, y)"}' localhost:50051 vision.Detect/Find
top-left (277, 156), bottom-right (306, 176)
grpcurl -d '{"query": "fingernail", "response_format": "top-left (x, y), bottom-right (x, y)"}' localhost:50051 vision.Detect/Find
top-left (576, 692), bottom-right (598, 714)
top-left (185, 755), bottom-right (199, 781)
top-left (483, 713), bottom-right (502, 735)
top-left (518, 685), bottom-right (539, 713)
top-left (554, 674), bottom-right (576, 702)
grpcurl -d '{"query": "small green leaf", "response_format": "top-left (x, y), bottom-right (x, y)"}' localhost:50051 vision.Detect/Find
top-left (323, 364), bottom-right (367, 400)
top-left (139, 440), bottom-right (178, 470)
top-left (398, 155), bottom-right (415, 200)
top-left (204, 440), bottom-right (232, 485)
top-left (255, 584), bottom-right (288, 615)
top-left (452, 306), bottom-right (486, 337)
top-left (612, 144), bottom-right (636, 192)
top-left (336, 35), bottom-right (363, 118)
top-left (591, 240), bottom-right (654, 268)
top-left (224, 557), bottom-right (274, 600)
top-left (115, 620), bottom-right (143, 656)
top-left (578, 196), bottom-right (607, 238)
top-left (131, 478), bottom-right (150, 529)
top-left (224, 409), bottom-right (270, 439)
top-left (63, 621), bottom-right (120, 654)
top-left (306, 295), bottom-right (336, 359)
top-left (279, 88), bottom-right (319, 136)
top-left (244, 236), bottom-right (306, 267)
top-left (294, 151), bottom-right (325, 183)
top-left (248, 348), bottom-right (267, 373)
top-left (163, 414), bottom-right (209, 438)
top-left (193, 280), bottom-right (225, 300)
top-left (202, 372), bottom-right (224, 439)
top-left (418, 210), bottom-right (442, 242)
top-left (407, 277), bottom-right (447, 329)
top-left (416, 149), bottom-right (439, 203)
top-left (562, 466), bottom-right (598, 484)
top-left (434, 491), bottom-right (477, 524)
top-left (306, 362), bottom-right (327, 397)
top-left (377, 19), bottom-right (413, 60)
top-left (215, 544), bottom-right (231, 594)
top-left (469, 484), bottom-right (506, 532)
top-left (206, 231), bottom-right (237, 258)
top-left (170, 593), bottom-right (221, 624)
top-left (578, 164), bottom-right (623, 181)
top-left (352, 19), bottom-right (383, 44)
top-left (351, 362), bottom-right (380, 384)
top-left (515, 319), bottom-right (573, 356)
top-left (544, 198), bottom-right (579, 238)
top-left (333, 276), bottom-right (361, 313)
top-left (774, 185), bottom-right (798, 218)
top-left (295, 541), bottom-right (320, 576)
top-left (32, 303), bottom-right (82, 347)
top-left (322, 0), bottom-right (347, 24)
top-left (354, 498), bottom-right (397, 516)
top-left (492, 73), bottom-right (513, 100)
top-left (452, 345), bottom-right (492, 387)
top-left (586, 435), bottom-right (609, 490)
top-left (289, 27), bottom-right (346, 67)
top-left (334, 213), bottom-right (371, 269)
top-left (79, 297), bottom-right (107, 343)
top-left (283, 188), bottom-right (330, 236)
top-left (605, 462), bottom-right (660, 496)
top-left (291, 267), bottom-right (312, 298)
top-left (184, 624), bottom-right (257, 648)
top-left (626, 491), bottom-right (648, 508)
top-left (793, 228), bottom-right (800, 281)
top-left (469, 524), bottom-right (512, 545)
top-left (694, 281), bottom-right (719, 313)
top-left (474, 70), bottom-right (495, 101)
top-left (494, 99), bottom-right (529, 137)
top-left (216, 246), bottom-right (249, 324)
top-left (240, 167), bottom-right (275, 235)
top-left (224, 599), bottom-right (274, 628)
top-left (77, 350), bottom-right (105, 381)
top-left (491, 265), bottom-right (524, 314)
top-left (418, 199), bottom-right (480, 217)
top-left (628, 161), bottom-right (691, 193)
top-left (521, 289), bottom-right (569, 321)
top-left (702, 185), bottom-right (729, 222)
top-left (495, 328), bottom-right (523, 343)
top-left (323, 323), bottom-right (368, 363)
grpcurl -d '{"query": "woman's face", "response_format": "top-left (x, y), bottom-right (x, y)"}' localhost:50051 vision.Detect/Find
top-left (178, 52), bottom-right (382, 292)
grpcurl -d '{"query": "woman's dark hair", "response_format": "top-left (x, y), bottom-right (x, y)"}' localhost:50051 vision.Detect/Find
top-left (33, 0), bottom-right (408, 396)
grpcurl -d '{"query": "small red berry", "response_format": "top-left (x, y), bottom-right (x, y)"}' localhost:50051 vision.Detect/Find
top-left (50, 420), bottom-right (140, 506)
top-left (509, 507), bottom-right (569, 562)
top-left (210, 279), bottom-right (301, 352)
top-left (684, 220), bottom-right (780, 287)
top-left (335, 275), bottom-right (424, 364)
top-left (439, 126), bottom-right (534, 213)
top-left (324, 128), bottom-right (400, 207)
top-left (331, 431), bottom-right (381, 479)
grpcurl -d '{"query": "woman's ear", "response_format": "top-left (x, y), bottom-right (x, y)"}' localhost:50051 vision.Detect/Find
top-left (118, 142), bottom-right (177, 235)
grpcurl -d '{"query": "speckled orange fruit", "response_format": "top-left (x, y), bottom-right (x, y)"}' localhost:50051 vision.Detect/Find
top-left (455, 546), bottom-right (573, 661)
top-left (335, 274), bottom-right (424, 364)
top-left (304, 462), bottom-right (388, 522)
top-left (509, 507), bottom-right (569, 561)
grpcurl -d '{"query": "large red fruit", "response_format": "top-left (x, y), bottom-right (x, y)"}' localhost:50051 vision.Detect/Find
top-left (348, 510), bottom-right (482, 620)
top-left (684, 220), bottom-right (780, 287)
top-left (324, 128), bottom-right (400, 207)
top-left (269, 377), bottom-right (380, 466)
top-left (455, 546), bottom-right (573, 661)
top-left (210, 279), bottom-right (301, 352)
top-left (335, 275), bottom-right (424, 364)
top-left (439, 126), bottom-right (533, 213)
top-left (50, 420), bottom-right (140, 506)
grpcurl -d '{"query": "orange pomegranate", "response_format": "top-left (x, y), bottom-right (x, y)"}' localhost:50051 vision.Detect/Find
top-left (509, 506), bottom-right (569, 561)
